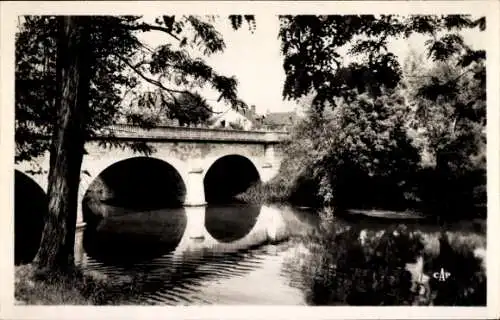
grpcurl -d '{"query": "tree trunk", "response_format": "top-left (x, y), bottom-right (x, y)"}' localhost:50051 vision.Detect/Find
top-left (33, 16), bottom-right (91, 273)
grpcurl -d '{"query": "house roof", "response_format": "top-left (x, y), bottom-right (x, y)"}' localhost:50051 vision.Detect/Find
top-left (210, 108), bottom-right (251, 122)
top-left (262, 111), bottom-right (298, 126)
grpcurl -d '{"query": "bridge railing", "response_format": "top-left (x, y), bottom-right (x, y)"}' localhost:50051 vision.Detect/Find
top-left (17, 121), bottom-right (290, 143)
top-left (99, 124), bottom-right (290, 143)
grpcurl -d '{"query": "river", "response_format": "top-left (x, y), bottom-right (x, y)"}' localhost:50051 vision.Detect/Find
top-left (79, 203), bottom-right (486, 305)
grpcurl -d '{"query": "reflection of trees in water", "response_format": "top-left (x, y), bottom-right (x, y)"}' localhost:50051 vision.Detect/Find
top-left (283, 224), bottom-right (421, 305)
top-left (423, 232), bottom-right (486, 306)
top-left (204, 205), bottom-right (260, 242)
top-left (14, 170), bottom-right (47, 265)
top-left (83, 207), bottom-right (187, 264)
top-left (282, 216), bottom-right (486, 306)
top-left (84, 157), bottom-right (186, 211)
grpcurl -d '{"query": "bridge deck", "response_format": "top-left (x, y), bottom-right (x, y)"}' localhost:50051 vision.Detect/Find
top-left (19, 123), bottom-right (290, 143)
top-left (96, 124), bottom-right (289, 143)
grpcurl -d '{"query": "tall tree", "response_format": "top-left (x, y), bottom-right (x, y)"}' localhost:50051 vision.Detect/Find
top-left (166, 91), bottom-right (213, 126)
top-left (15, 15), bottom-right (255, 272)
top-left (275, 15), bottom-right (486, 212)
top-left (403, 47), bottom-right (486, 217)
top-left (32, 16), bottom-right (91, 271)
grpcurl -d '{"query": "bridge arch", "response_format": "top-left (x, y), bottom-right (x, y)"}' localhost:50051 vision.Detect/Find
top-left (79, 149), bottom-right (189, 197)
top-left (81, 156), bottom-right (188, 221)
top-left (14, 170), bottom-right (47, 265)
top-left (203, 154), bottom-right (261, 204)
top-left (79, 151), bottom-right (189, 205)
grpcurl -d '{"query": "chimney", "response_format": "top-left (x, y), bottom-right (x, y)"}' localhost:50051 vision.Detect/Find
top-left (251, 105), bottom-right (256, 114)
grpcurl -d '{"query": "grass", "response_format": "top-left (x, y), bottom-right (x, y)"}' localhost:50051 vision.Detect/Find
top-left (15, 264), bottom-right (145, 305)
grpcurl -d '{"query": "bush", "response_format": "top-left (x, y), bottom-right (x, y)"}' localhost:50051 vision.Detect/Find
top-left (256, 91), bottom-right (421, 210)
top-left (235, 181), bottom-right (289, 204)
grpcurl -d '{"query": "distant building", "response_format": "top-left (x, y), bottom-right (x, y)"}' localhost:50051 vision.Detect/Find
top-left (209, 105), bottom-right (301, 131)
top-left (260, 111), bottom-right (299, 130)
top-left (209, 105), bottom-right (262, 130)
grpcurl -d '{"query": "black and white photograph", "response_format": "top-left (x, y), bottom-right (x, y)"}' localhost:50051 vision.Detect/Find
top-left (1, 1), bottom-right (499, 319)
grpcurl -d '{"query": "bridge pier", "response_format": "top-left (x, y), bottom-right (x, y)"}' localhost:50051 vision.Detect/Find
top-left (184, 167), bottom-right (207, 207)
top-left (74, 199), bottom-right (87, 264)
top-left (74, 223), bottom-right (86, 264)
top-left (183, 206), bottom-right (207, 240)
top-left (259, 144), bottom-right (277, 183)
top-left (265, 144), bottom-right (275, 161)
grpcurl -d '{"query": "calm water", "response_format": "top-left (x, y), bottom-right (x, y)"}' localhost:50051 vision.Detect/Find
top-left (79, 203), bottom-right (485, 305)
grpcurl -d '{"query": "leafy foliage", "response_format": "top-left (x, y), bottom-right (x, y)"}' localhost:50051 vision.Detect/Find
top-left (403, 44), bottom-right (486, 218)
top-left (15, 15), bottom-right (252, 162)
top-left (229, 15), bottom-right (256, 33)
top-left (270, 14), bottom-right (486, 218)
top-left (262, 89), bottom-right (420, 209)
top-left (166, 91), bottom-right (213, 126)
top-left (278, 15), bottom-right (485, 110)
top-left (123, 90), bottom-right (214, 127)
top-left (15, 14), bottom-right (254, 272)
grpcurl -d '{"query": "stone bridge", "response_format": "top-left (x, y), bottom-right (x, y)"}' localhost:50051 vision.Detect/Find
top-left (14, 124), bottom-right (288, 263)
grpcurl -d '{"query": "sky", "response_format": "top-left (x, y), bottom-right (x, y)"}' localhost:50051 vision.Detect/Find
top-left (137, 15), bottom-right (487, 115)
top-left (138, 15), bottom-right (298, 115)
top-left (201, 15), bottom-right (301, 115)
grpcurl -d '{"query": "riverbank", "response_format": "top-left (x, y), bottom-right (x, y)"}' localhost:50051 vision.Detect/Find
top-left (15, 264), bottom-right (144, 305)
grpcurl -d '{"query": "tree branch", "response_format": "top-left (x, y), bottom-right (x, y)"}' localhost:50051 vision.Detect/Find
top-left (126, 23), bottom-right (181, 42)
top-left (451, 67), bottom-right (474, 82)
top-left (133, 59), bottom-right (152, 69)
top-left (133, 38), bottom-right (155, 54)
top-left (407, 66), bottom-right (475, 81)
top-left (114, 53), bottom-right (222, 114)
top-left (115, 53), bottom-right (186, 94)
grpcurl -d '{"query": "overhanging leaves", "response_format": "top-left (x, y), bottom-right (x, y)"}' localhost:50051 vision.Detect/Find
top-left (16, 15), bottom-right (252, 163)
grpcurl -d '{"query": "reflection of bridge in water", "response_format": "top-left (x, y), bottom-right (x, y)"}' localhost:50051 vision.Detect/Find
top-left (175, 205), bottom-right (287, 255)
top-left (77, 204), bottom-right (304, 305)
top-left (81, 204), bottom-right (289, 265)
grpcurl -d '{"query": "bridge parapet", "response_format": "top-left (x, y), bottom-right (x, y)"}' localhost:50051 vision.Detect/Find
top-left (98, 124), bottom-right (289, 143)
top-left (19, 121), bottom-right (290, 143)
